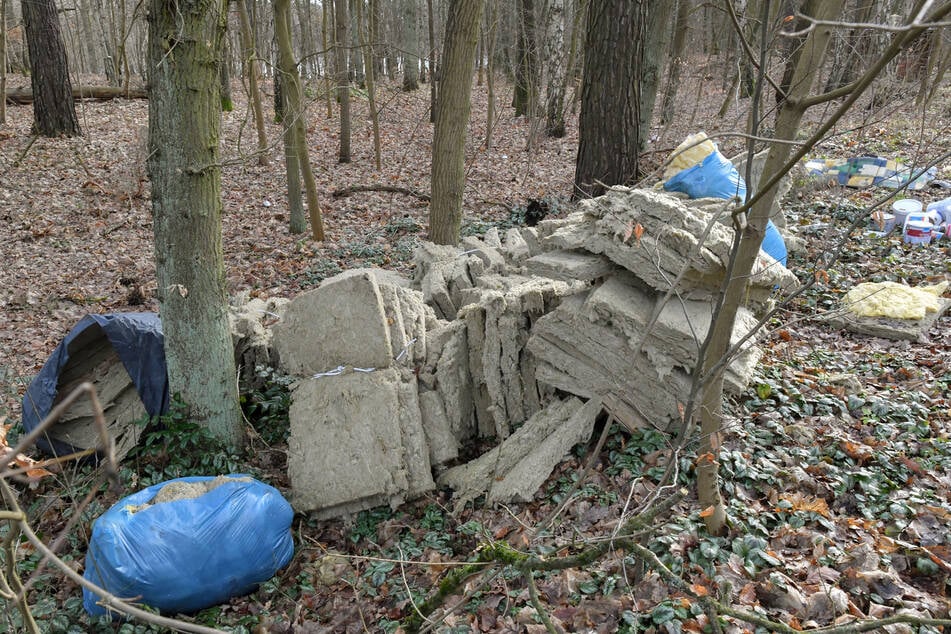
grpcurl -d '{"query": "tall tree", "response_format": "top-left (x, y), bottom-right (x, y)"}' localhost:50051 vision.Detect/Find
top-left (695, 0), bottom-right (873, 535)
top-left (147, 0), bottom-right (244, 448)
top-left (356, 0), bottom-right (382, 169)
top-left (513, 0), bottom-right (538, 117)
top-left (573, 0), bottom-right (662, 198)
top-left (426, 0), bottom-right (436, 122)
top-left (429, 0), bottom-right (485, 245)
top-left (542, 0), bottom-right (567, 136)
top-left (22, 0), bottom-right (81, 136)
top-left (484, 0), bottom-right (498, 147)
top-left (275, 0), bottom-right (326, 239)
top-left (335, 0), bottom-right (351, 162)
top-left (402, 0), bottom-right (420, 91)
top-left (659, 0), bottom-right (691, 125)
top-left (0, 0), bottom-right (6, 126)
top-left (237, 0), bottom-right (269, 164)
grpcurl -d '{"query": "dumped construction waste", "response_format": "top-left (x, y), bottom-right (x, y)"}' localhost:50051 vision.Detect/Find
top-left (247, 187), bottom-right (795, 518)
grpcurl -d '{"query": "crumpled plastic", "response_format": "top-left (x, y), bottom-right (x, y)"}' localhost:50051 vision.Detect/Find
top-left (83, 474), bottom-right (294, 616)
top-left (843, 281), bottom-right (949, 320)
top-left (664, 144), bottom-right (747, 201)
top-left (662, 133), bottom-right (786, 266)
top-left (803, 156), bottom-right (937, 190)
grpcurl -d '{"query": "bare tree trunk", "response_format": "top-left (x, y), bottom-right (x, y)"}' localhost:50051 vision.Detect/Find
top-left (22, 0), bottom-right (81, 137)
top-left (322, 0), bottom-right (334, 118)
top-left (237, 0), bottom-right (269, 164)
top-left (370, 0), bottom-right (385, 80)
top-left (349, 0), bottom-right (364, 87)
top-left (147, 0), bottom-right (244, 448)
top-left (275, 0), bottom-right (326, 240)
top-left (697, 0), bottom-right (845, 536)
top-left (0, 0), bottom-right (6, 126)
top-left (402, 0), bottom-right (420, 90)
top-left (513, 0), bottom-right (538, 117)
top-left (573, 0), bottom-right (660, 198)
top-left (356, 0), bottom-right (382, 169)
top-left (543, 0), bottom-right (567, 137)
top-left (485, 0), bottom-right (498, 147)
top-left (220, 29), bottom-right (234, 111)
top-left (476, 19), bottom-right (484, 86)
top-left (276, 0), bottom-right (305, 234)
top-left (335, 0), bottom-right (351, 162)
top-left (429, 0), bottom-right (485, 245)
top-left (563, 0), bottom-right (587, 118)
top-left (660, 0), bottom-right (690, 125)
top-left (426, 0), bottom-right (436, 122)
top-left (77, 0), bottom-right (102, 74)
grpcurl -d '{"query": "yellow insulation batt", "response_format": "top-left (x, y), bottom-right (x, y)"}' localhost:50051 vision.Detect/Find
top-left (843, 281), bottom-right (949, 320)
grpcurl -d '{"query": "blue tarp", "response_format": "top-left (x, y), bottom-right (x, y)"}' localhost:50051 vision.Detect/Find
top-left (21, 313), bottom-right (169, 455)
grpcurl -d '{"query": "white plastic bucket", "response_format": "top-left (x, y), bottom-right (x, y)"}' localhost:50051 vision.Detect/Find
top-left (879, 213), bottom-right (896, 232)
top-left (892, 198), bottom-right (923, 227)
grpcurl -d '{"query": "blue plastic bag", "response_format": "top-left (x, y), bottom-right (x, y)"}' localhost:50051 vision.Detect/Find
top-left (664, 149), bottom-right (747, 201)
top-left (83, 475), bottom-right (294, 616)
top-left (664, 144), bottom-right (787, 266)
top-left (762, 220), bottom-right (787, 266)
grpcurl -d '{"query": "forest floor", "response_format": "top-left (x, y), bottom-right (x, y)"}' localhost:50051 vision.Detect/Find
top-left (1, 66), bottom-right (951, 633)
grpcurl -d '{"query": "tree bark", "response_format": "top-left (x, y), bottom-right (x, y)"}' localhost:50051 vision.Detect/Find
top-left (573, 0), bottom-right (661, 198)
top-left (22, 0), bottom-right (81, 137)
top-left (370, 0), bottom-right (385, 80)
top-left (660, 0), bottom-right (691, 125)
top-left (275, 0), bottom-right (306, 234)
top-left (429, 0), bottom-right (485, 245)
top-left (147, 0), bottom-right (244, 449)
top-left (513, 0), bottom-right (538, 117)
top-left (426, 0), bottom-right (436, 122)
top-left (355, 0), bottom-right (382, 169)
top-left (485, 0), bottom-right (498, 147)
top-left (0, 0), bottom-right (6, 126)
top-left (237, 0), bottom-right (269, 164)
top-left (402, 0), bottom-right (420, 90)
top-left (335, 0), bottom-right (351, 162)
top-left (349, 0), bottom-right (365, 87)
top-left (322, 0), bottom-right (334, 118)
top-left (543, 0), bottom-right (567, 137)
top-left (275, 0), bottom-right (326, 240)
top-left (219, 30), bottom-right (234, 111)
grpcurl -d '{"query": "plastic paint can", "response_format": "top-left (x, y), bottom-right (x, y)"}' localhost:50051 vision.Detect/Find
top-left (874, 212), bottom-right (896, 232)
top-left (903, 220), bottom-right (933, 245)
top-left (892, 198), bottom-right (923, 227)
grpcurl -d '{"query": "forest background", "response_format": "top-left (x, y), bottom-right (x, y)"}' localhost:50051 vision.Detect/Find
top-left (1, 0), bottom-right (951, 632)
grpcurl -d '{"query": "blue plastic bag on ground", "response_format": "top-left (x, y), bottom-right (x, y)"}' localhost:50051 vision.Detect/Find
top-left (664, 148), bottom-right (747, 201)
top-left (83, 475), bottom-right (294, 616)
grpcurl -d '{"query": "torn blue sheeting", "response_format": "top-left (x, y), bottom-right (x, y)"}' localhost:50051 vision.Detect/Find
top-left (21, 313), bottom-right (169, 455)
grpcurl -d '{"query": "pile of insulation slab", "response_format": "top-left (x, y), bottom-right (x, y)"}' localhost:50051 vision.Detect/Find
top-left (269, 187), bottom-right (796, 518)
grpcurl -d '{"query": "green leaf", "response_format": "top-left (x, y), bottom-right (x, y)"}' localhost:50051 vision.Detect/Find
top-left (699, 540), bottom-right (720, 560)
top-left (652, 603), bottom-right (676, 624)
top-left (578, 580), bottom-right (600, 595)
